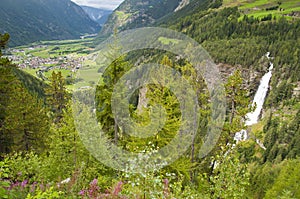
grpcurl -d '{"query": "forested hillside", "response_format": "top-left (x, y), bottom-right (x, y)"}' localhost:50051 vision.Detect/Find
top-left (0, 0), bottom-right (100, 47)
top-left (99, 0), bottom-right (183, 36)
top-left (0, 0), bottom-right (300, 198)
top-left (162, 1), bottom-right (300, 198)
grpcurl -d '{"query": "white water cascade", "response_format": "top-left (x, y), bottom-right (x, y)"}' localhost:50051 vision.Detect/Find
top-left (234, 52), bottom-right (273, 144)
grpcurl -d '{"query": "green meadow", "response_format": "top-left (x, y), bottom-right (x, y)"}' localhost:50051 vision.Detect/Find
top-left (12, 38), bottom-right (100, 90)
top-left (223, 0), bottom-right (300, 20)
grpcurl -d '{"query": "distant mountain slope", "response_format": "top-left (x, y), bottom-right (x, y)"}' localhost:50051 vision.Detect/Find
top-left (99, 0), bottom-right (183, 36)
top-left (0, 0), bottom-right (101, 47)
top-left (156, 0), bottom-right (219, 26)
top-left (81, 6), bottom-right (112, 27)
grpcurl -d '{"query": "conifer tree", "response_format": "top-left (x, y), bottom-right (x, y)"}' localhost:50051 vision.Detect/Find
top-left (95, 39), bottom-right (131, 144)
top-left (224, 69), bottom-right (251, 143)
top-left (45, 71), bottom-right (69, 123)
top-left (0, 33), bottom-right (15, 154)
top-left (3, 81), bottom-right (49, 152)
top-left (1, 33), bottom-right (49, 153)
top-left (0, 33), bottom-right (10, 67)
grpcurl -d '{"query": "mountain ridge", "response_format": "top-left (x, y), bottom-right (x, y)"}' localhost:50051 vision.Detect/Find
top-left (0, 0), bottom-right (101, 47)
top-left (99, 0), bottom-right (183, 37)
top-left (81, 6), bottom-right (112, 26)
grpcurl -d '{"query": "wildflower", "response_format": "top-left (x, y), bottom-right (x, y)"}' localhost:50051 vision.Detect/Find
top-left (30, 182), bottom-right (37, 192)
top-left (21, 179), bottom-right (28, 188)
top-left (88, 178), bottom-right (100, 198)
top-left (90, 178), bottom-right (98, 186)
top-left (112, 181), bottom-right (123, 196)
top-left (9, 181), bottom-right (20, 190)
top-left (163, 179), bottom-right (170, 198)
top-left (79, 190), bottom-right (86, 196)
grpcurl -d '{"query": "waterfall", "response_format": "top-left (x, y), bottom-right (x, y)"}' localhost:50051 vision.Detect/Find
top-left (245, 52), bottom-right (273, 126)
top-left (234, 52), bottom-right (273, 143)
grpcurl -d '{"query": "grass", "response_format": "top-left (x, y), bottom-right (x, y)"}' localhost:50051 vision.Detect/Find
top-left (26, 44), bottom-right (92, 58)
top-left (76, 68), bottom-right (101, 82)
top-left (12, 37), bottom-right (100, 91)
top-left (223, 0), bottom-right (300, 20)
top-left (158, 37), bottom-right (181, 45)
top-left (15, 38), bottom-right (95, 58)
top-left (44, 69), bottom-right (72, 79)
top-left (115, 11), bottom-right (132, 23)
top-left (23, 68), bottom-right (38, 76)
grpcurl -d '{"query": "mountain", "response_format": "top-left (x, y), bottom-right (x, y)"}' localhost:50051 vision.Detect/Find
top-left (162, 1), bottom-right (300, 197)
top-left (0, 0), bottom-right (101, 47)
top-left (99, 0), bottom-right (185, 36)
top-left (97, 0), bottom-right (300, 197)
top-left (81, 6), bottom-right (112, 27)
top-left (1, 0), bottom-right (300, 198)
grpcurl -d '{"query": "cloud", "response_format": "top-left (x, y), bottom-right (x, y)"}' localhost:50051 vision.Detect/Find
top-left (71, 0), bottom-right (123, 10)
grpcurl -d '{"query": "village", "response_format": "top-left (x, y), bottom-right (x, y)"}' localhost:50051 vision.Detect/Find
top-left (7, 44), bottom-right (87, 80)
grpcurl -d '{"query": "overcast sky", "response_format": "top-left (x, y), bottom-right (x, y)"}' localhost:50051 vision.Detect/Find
top-left (71, 0), bottom-right (124, 10)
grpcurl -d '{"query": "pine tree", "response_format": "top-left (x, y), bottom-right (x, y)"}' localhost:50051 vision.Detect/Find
top-left (95, 42), bottom-right (131, 144)
top-left (224, 69), bottom-right (251, 143)
top-left (0, 33), bottom-right (10, 66)
top-left (0, 33), bottom-right (17, 154)
top-left (0, 33), bottom-right (49, 154)
top-left (3, 79), bottom-right (49, 153)
top-left (45, 71), bottom-right (69, 123)
top-left (45, 106), bottom-right (83, 180)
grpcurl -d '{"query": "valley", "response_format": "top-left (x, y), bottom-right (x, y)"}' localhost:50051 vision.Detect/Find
top-left (7, 39), bottom-right (93, 86)
top-left (1, 0), bottom-right (300, 198)
top-left (0, 0), bottom-right (100, 47)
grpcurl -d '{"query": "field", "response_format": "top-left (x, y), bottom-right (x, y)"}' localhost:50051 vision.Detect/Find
top-left (11, 38), bottom-right (101, 90)
top-left (15, 38), bottom-right (95, 58)
top-left (223, 0), bottom-right (300, 20)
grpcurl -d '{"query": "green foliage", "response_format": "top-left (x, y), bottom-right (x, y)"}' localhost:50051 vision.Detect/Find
top-left (122, 162), bottom-right (205, 199)
top-left (265, 159), bottom-right (300, 199)
top-left (209, 148), bottom-right (250, 199)
top-left (0, 33), bottom-right (10, 66)
top-left (0, 161), bottom-right (10, 199)
top-left (0, 182), bottom-right (9, 199)
top-left (0, 69), bottom-right (49, 153)
top-left (1, 1), bottom-right (300, 198)
top-left (45, 71), bottom-right (70, 123)
top-left (222, 69), bottom-right (251, 144)
top-left (26, 187), bottom-right (63, 199)
top-left (263, 109), bottom-right (300, 163)
top-left (2, 152), bottom-right (42, 183)
top-left (100, 0), bottom-right (183, 36)
top-left (13, 69), bottom-right (48, 99)
top-left (3, 83), bottom-right (49, 152)
top-left (1, 34), bottom-right (49, 154)
top-left (168, 6), bottom-right (300, 110)
top-left (249, 162), bottom-right (281, 198)
top-left (0, 68), bottom-right (15, 153)
top-left (96, 54), bottom-right (131, 143)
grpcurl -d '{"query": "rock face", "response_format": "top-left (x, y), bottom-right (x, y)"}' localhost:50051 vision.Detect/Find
top-left (0, 0), bottom-right (100, 47)
top-left (174, 0), bottom-right (190, 12)
top-left (99, 0), bottom-right (182, 36)
top-left (137, 87), bottom-right (149, 114)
